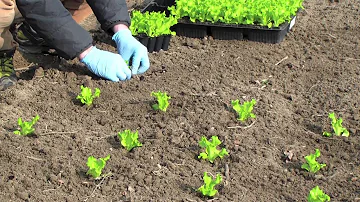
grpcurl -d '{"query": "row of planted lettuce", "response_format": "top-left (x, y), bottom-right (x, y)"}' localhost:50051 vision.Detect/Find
top-left (130, 0), bottom-right (304, 49)
top-left (14, 85), bottom-right (344, 201)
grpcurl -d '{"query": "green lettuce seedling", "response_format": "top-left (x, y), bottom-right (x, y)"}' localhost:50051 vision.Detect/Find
top-left (76, 85), bottom-right (101, 106)
top-left (198, 136), bottom-right (229, 163)
top-left (308, 186), bottom-right (330, 202)
top-left (231, 99), bottom-right (256, 122)
top-left (151, 91), bottom-right (171, 112)
top-left (125, 60), bottom-right (131, 69)
top-left (86, 155), bottom-right (110, 179)
top-left (322, 131), bottom-right (332, 137)
top-left (130, 10), bottom-right (178, 37)
top-left (301, 149), bottom-right (326, 173)
top-left (198, 172), bottom-right (222, 197)
top-left (14, 115), bottom-right (40, 136)
top-left (323, 112), bottom-right (349, 137)
top-left (118, 130), bottom-right (143, 151)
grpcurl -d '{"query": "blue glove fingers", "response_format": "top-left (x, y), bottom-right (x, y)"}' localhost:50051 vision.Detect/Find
top-left (137, 56), bottom-right (150, 74)
top-left (120, 52), bottom-right (132, 62)
top-left (81, 46), bottom-right (131, 82)
top-left (131, 49), bottom-right (150, 75)
top-left (112, 30), bottom-right (132, 61)
top-left (119, 62), bottom-right (132, 80)
top-left (131, 52), bottom-right (141, 75)
top-left (112, 29), bottom-right (151, 75)
top-left (115, 70), bottom-right (126, 81)
top-left (106, 73), bottom-right (120, 82)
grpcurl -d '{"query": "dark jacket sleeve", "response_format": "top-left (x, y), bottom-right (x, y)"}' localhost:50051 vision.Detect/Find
top-left (16, 0), bottom-right (93, 60)
top-left (86, 0), bottom-right (131, 35)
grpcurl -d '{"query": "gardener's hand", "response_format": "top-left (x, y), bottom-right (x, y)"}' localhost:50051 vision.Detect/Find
top-left (112, 27), bottom-right (150, 75)
top-left (80, 46), bottom-right (131, 82)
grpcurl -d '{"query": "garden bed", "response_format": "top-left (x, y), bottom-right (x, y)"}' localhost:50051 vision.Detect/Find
top-left (0, 0), bottom-right (359, 201)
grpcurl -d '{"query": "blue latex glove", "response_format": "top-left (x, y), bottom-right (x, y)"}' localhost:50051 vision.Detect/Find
top-left (80, 46), bottom-right (131, 82)
top-left (112, 29), bottom-right (150, 75)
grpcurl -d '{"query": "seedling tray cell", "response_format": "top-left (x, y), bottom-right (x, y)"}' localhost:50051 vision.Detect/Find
top-left (136, 35), bottom-right (171, 52)
top-left (210, 27), bottom-right (244, 40)
top-left (174, 23), bottom-right (207, 38)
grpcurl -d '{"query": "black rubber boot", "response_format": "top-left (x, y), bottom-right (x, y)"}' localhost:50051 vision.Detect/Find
top-left (11, 21), bottom-right (56, 55)
top-left (0, 48), bottom-right (17, 91)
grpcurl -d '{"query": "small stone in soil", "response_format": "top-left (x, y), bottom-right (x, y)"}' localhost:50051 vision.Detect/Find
top-left (33, 67), bottom-right (44, 79)
top-left (16, 192), bottom-right (29, 200)
top-left (171, 136), bottom-right (181, 145)
top-left (66, 72), bottom-right (77, 80)
top-left (77, 75), bottom-right (92, 80)
top-left (155, 130), bottom-right (163, 139)
top-left (83, 79), bottom-right (93, 88)
top-left (157, 122), bottom-right (166, 129)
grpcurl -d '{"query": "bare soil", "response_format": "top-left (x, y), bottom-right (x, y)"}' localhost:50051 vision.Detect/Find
top-left (1, 0), bottom-right (359, 201)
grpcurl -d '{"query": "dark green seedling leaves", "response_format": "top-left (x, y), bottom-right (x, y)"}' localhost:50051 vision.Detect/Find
top-left (14, 115), bottom-right (40, 136)
top-left (86, 155), bottom-right (110, 179)
top-left (323, 112), bottom-right (349, 137)
top-left (125, 60), bottom-right (131, 69)
top-left (76, 85), bottom-right (101, 106)
top-left (231, 99), bottom-right (256, 122)
top-left (301, 149), bottom-right (326, 173)
top-left (308, 186), bottom-right (330, 202)
top-left (151, 91), bottom-right (171, 112)
top-left (198, 136), bottom-right (229, 163)
top-left (198, 172), bottom-right (222, 197)
top-left (118, 130), bottom-right (143, 151)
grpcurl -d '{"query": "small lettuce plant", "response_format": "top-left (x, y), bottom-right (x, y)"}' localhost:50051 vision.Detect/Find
top-left (14, 115), bottom-right (40, 136)
top-left (301, 149), bottom-right (326, 173)
top-left (308, 186), bottom-right (330, 202)
top-left (151, 91), bottom-right (171, 112)
top-left (198, 136), bottom-right (229, 163)
top-left (231, 99), bottom-right (256, 122)
top-left (125, 60), bottom-right (131, 69)
top-left (323, 112), bottom-right (349, 137)
top-left (198, 172), bottom-right (222, 197)
top-left (118, 130), bottom-right (143, 151)
top-left (86, 155), bottom-right (110, 179)
top-left (130, 10), bottom-right (178, 37)
top-left (76, 85), bottom-right (101, 106)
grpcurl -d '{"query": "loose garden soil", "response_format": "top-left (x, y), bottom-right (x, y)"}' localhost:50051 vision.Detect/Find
top-left (1, 0), bottom-right (359, 201)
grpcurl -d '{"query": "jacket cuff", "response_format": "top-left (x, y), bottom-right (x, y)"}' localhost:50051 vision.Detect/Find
top-left (102, 21), bottom-right (130, 36)
top-left (75, 41), bottom-right (95, 60)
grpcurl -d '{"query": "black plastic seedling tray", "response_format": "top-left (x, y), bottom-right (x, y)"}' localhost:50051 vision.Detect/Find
top-left (136, 35), bottom-right (171, 52)
top-left (133, 1), bottom-right (173, 52)
top-left (142, 0), bottom-right (298, 43)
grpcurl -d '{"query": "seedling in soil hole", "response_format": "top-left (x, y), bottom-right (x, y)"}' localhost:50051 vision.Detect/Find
top-left (151, 91), bottom-right (171, 112)
top-left (118, 130), bottom-right (143, 151)
top-left (86, 155), bottom-right (110, 179)
top-left (231, 99), bottom-right (256, 122)
top-left (76, 85), bottom-right (101, 106)
top-left (14, 115), bottom-right (40, 136)
top-left (301, 149), bottom-right (326, 173)
top-left (198, 136), bottom-right (229, 163)
top-left (308, 186), bottom-right (330, 202)
top-left (323, 112), bottom-right (349, 137)
top-left (198, 172), bottom-right (222, 197)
